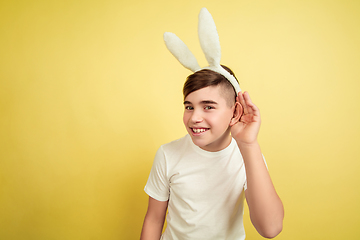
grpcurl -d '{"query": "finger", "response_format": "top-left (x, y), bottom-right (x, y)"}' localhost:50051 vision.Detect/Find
top-left (235, 93), bottom-right (240, 104)
top-left (243, 92), bottom-right (259, 115)
top-left (237, 92), bottom-right (241, 101)
top-left (238, 92), bottom-right (249, 115)
top-left (242, 91), bottom-right (253, 115)
top-left (236, 91), bottom-right (242, 103)
top-left (243, 92), bottom-right (253, 107)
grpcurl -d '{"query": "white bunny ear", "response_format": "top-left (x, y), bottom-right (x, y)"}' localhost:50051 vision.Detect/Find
top-left (163, 8), bottom-right (241, 94)
top-left (163, 32), bottom-right (201, 72)
top-left (198, 8), bottom-right (241, 93)
top-left (198, 8), bottom-right (221, 67)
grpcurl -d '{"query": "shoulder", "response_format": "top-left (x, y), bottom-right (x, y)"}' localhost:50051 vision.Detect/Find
top-left (153, 135), bottom-right (193, 165)
top-left (160, 134), bottom-right (191, 153)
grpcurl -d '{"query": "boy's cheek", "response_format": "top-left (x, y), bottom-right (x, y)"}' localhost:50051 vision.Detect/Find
top-left (183, 114), bottom-right (189, 125)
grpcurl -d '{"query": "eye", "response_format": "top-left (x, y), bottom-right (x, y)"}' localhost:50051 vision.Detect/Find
top-left (185, 106), bottom-right (193, 110)
top-left (204, 106), bottom-right (214, 110)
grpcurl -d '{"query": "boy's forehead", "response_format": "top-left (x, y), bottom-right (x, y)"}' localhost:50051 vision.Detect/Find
top-left (184, 86), bottom-right (225, 102)
top-left (184, 85), bottom-right (236, 107)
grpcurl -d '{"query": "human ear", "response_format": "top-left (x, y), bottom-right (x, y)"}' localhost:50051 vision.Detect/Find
top-left (229, 102), bottom-right (243, 126)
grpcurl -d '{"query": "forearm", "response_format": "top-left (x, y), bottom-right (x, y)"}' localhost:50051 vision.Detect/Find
top-left (238, 141), bottom-right (284, 238)
top-left (140, 214), bottom-right (164, 240)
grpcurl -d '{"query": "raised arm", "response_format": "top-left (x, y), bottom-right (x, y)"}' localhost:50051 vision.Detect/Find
top-left (140, 197), bottom-right (168, 240)
top-left (230, 92), bottom-right (284, 238)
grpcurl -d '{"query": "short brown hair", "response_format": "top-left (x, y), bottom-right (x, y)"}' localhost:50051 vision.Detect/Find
top-left (183, 65), bottom-right (239, 106)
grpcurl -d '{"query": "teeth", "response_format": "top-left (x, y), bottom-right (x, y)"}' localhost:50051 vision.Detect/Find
top-left (193, 128), bottom-right (207, 133)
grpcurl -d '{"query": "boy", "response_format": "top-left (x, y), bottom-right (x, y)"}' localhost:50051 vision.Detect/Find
top-left (140, 66), bottom-right (284, 239)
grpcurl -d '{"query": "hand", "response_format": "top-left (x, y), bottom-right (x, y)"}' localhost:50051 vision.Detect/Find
top-left (230, 91), bottom-right (261, 145)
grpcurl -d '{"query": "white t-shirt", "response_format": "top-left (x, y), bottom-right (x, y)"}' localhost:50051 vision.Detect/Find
top-left (145, 134), bottom-right (248, 240)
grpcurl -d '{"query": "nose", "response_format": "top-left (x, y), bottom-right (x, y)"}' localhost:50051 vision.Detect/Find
top-left (190, 109), bottom-right (203, 123)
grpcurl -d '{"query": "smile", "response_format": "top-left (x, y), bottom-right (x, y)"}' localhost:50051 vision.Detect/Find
top-left (191, 128), bottom-right (209, 133)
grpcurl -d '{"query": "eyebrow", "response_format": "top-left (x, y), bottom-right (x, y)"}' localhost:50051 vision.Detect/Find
top-left (183, 100), bottom-right (218, 105)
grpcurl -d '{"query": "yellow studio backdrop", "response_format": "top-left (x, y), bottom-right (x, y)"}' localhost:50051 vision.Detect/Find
top-left (0, 0), bottom-right (359, 239)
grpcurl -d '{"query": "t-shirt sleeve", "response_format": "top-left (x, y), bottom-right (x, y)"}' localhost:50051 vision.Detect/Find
top-left (243, 154), bottom-right (267, 191)
top-left (144, 146), bottom-right (170, 202)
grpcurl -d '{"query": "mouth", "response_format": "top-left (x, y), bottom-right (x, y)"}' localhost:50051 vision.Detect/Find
top-left (190, 128), bottom-right (209, 134)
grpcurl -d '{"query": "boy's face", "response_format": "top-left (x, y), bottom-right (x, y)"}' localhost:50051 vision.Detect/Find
top-left (183, 85), bottom-right (235, 152)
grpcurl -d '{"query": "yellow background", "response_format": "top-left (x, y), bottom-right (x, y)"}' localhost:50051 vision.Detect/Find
top-left (1, 0), bottom-right (359, 239)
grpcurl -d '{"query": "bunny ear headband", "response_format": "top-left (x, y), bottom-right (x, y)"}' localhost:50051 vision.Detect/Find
top-left (163, 7), bottom-right (241, 93)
